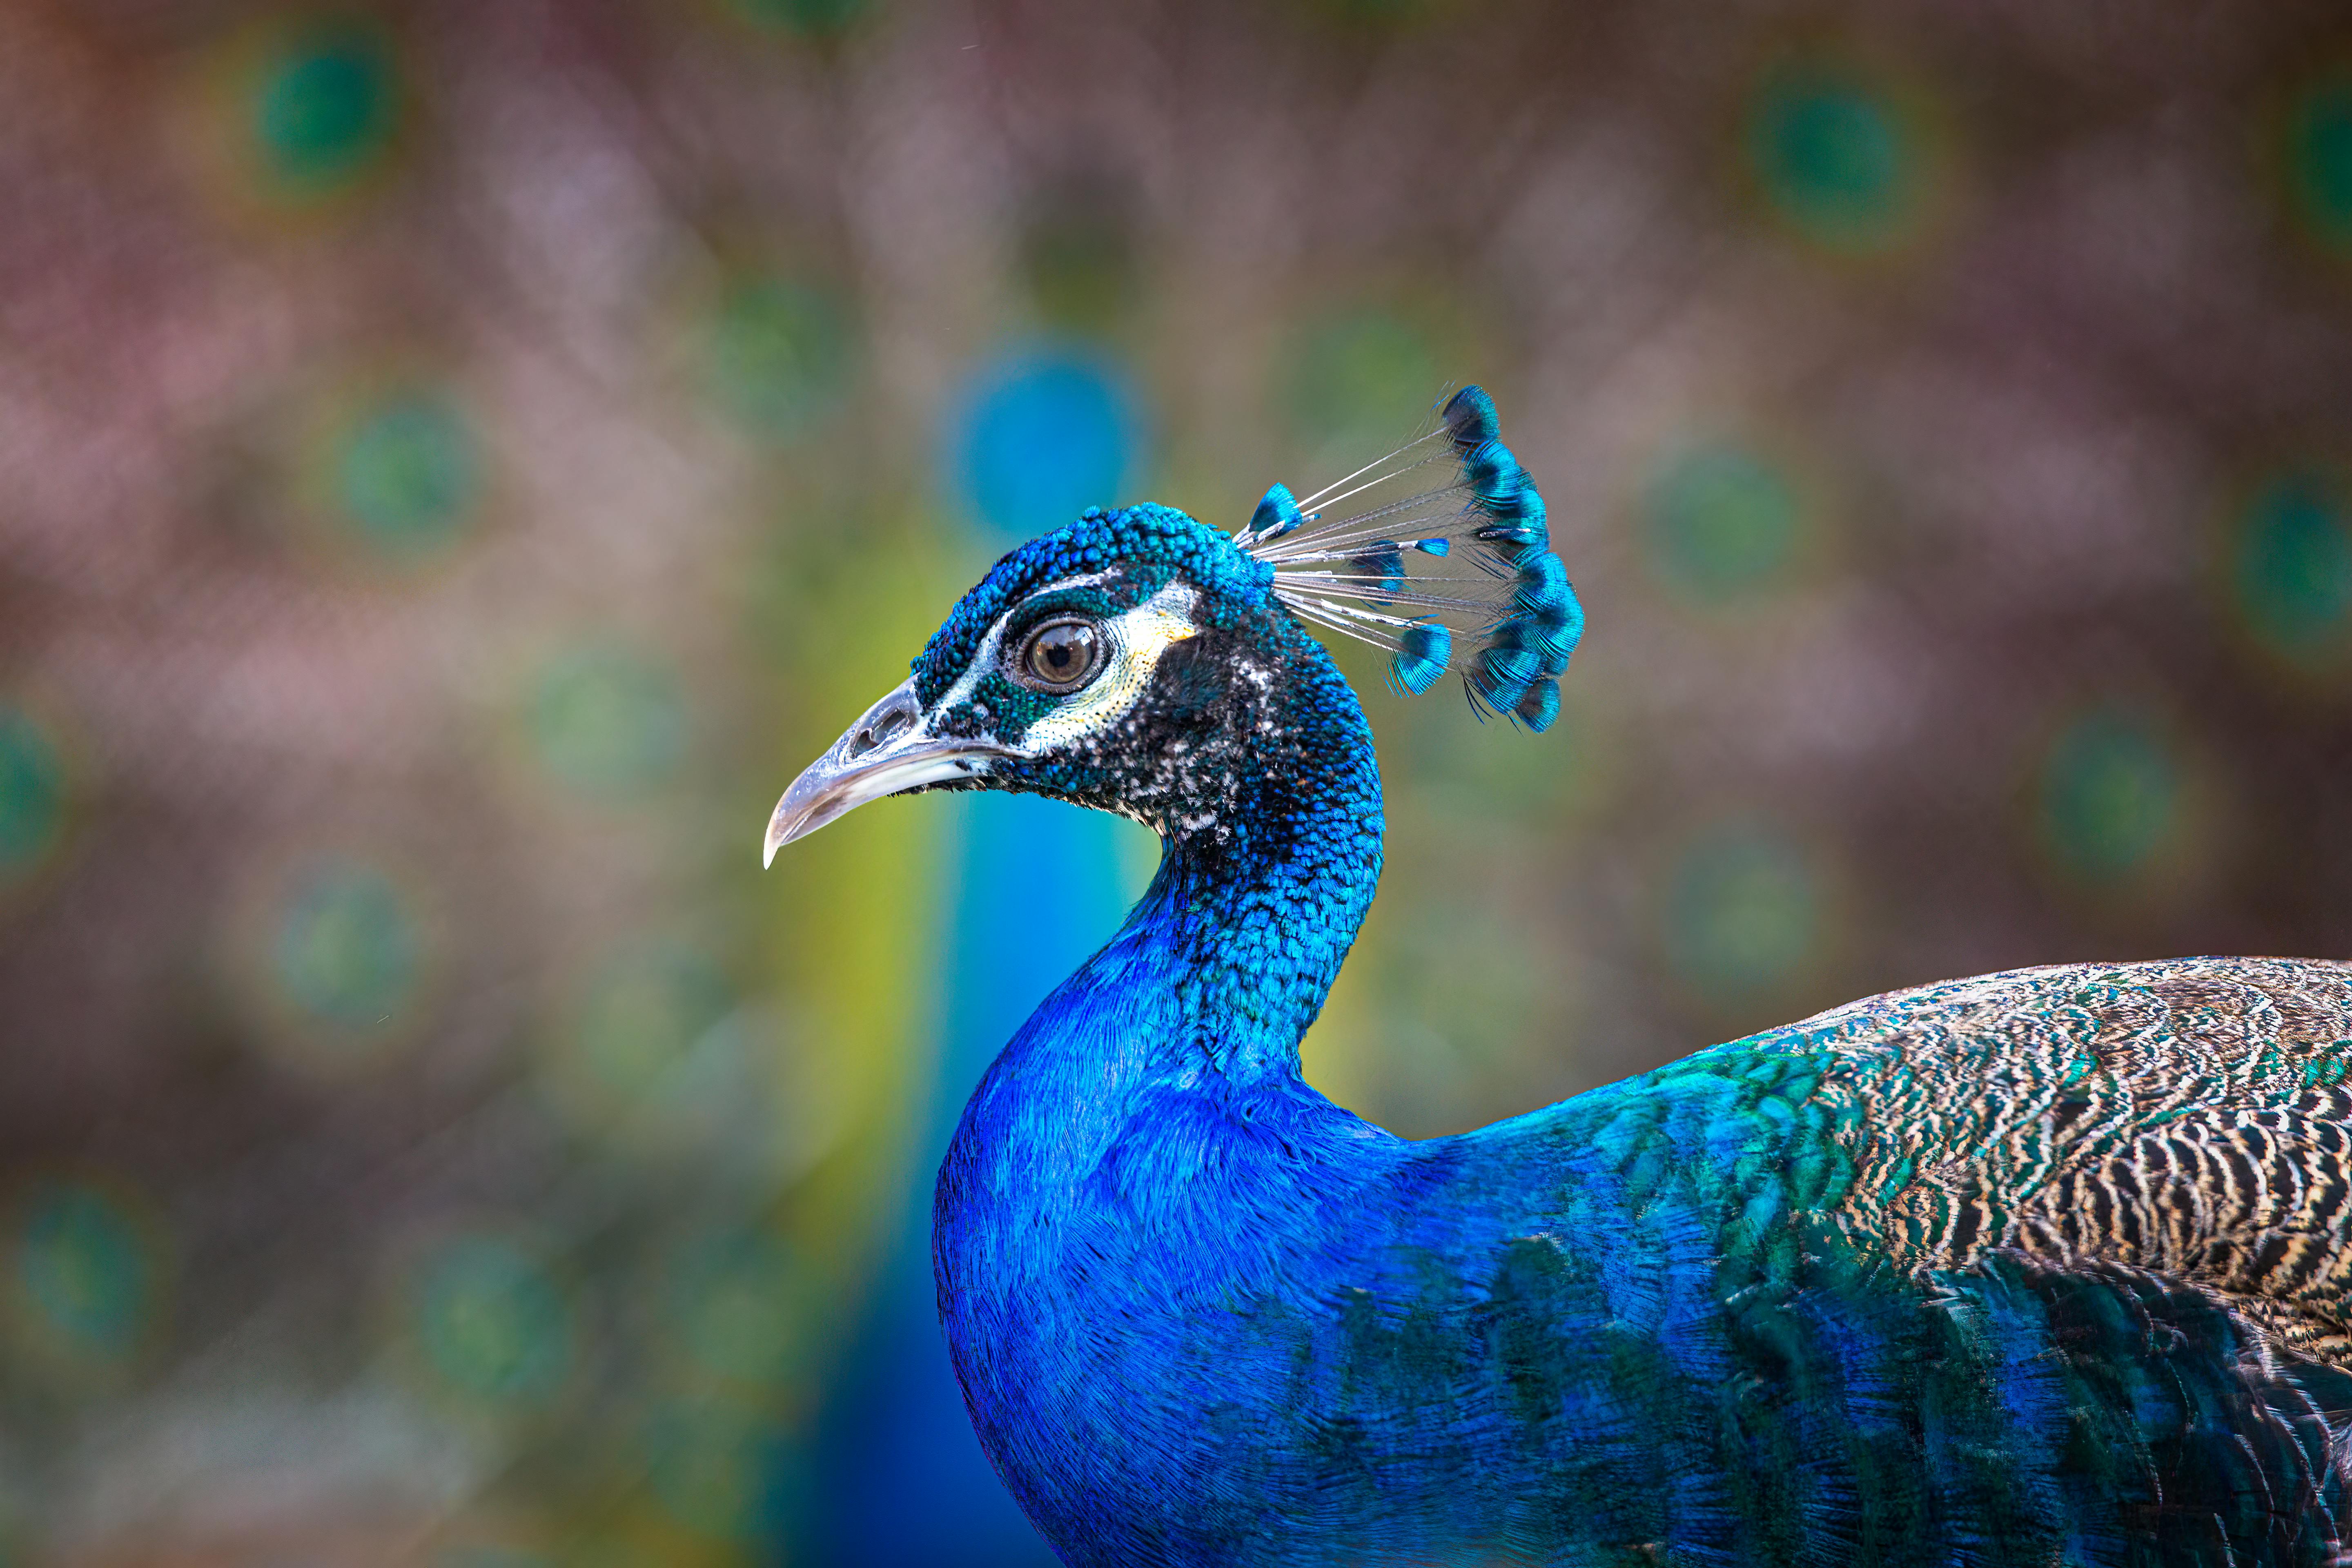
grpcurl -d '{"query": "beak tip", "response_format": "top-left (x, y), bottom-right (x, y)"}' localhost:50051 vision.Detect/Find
top-left (759, 677), bottom-right (1000, 869)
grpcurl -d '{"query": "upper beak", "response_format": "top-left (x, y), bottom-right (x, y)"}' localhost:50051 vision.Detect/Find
top-left (761, 678), bottom-right (1008, 866)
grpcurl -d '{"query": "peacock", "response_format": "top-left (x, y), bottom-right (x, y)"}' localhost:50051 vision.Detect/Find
top-left (763, 387), bottom-right (2352, 1565)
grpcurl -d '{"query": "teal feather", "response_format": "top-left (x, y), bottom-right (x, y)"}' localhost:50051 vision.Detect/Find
top-left (1513, 673), bottom-right (1561, 730)
top-left (1392, 621), bottom-right (1450, 697)
top-left (1244, 481), bottom-right (1304, 545)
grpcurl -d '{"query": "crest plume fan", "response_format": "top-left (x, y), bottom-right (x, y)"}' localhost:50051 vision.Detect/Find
top-left (1242, 387), bottom-right (1583, 725)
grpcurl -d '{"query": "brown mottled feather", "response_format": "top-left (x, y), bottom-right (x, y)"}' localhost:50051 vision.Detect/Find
top-left (1790, 957), bottom-right (2352, 1361)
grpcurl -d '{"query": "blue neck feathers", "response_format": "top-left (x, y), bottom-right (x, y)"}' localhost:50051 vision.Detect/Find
top-left (1036, 621), bottom-right (1383, 1088)
top-left (933, 624), bottom-right (1415, 1552)
top-left (1133, 751), bottom-right (1383, 1085)
top-left (934, 625), bottom-right (1391, 1245)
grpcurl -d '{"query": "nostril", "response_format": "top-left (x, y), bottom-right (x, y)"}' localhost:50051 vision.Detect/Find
top-left (846, 704), bottom-right (914, 760)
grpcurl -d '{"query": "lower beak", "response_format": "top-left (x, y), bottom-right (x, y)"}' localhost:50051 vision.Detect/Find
top-left (761, 678), bottom-right (1008, 866)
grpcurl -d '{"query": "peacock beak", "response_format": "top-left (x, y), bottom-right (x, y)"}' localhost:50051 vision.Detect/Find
top-left (762, 678), bottom-right (1009, 866)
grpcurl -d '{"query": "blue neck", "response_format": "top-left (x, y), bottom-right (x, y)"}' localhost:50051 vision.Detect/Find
top-left (927, 647), bottom-right (1436, 1558)
top-left (1103, 637), bottom-right (1384, 1084)
top-left (941, 636), bottom-right (1385, 1199)
top-left (1127, 783), bottom-right (1383, 1081)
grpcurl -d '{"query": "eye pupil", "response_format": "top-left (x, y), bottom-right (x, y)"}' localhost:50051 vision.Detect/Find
top-left (1021, 621), bottom-right (1100, 690)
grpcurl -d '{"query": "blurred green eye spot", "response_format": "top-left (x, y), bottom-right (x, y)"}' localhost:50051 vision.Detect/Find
top-left (251, 20), bottom-right (401, 200)
top-left (706, 277), bottom-right (854, 437)
top-left (271, 859), bottom-right (422, 1037)
top-left (1642, 442), bottom-right (1804, 603)
top-left (333, 391), bottom-right (481, 560)
top-left (411, 1235), bottom-right (574, 1406)
top-left (11, 1182), bottom-right (156, 1368)
top-left (2230, 468), bottom-right (2352, 668)
top-left (528, 642), bottom-right (687, 800)
top-left (2036, 709), bottom-right (2183, 885)
top-left (1746, 59), bottom-right (1925, 253)
top-left (727, 0), bottom-right (866, 38)
top-left (2284, 73), bottom-right (2352, 254)
top-left (0, 706), bottom-right (66, 884)
top-left (1664, 821), bottom-right (1823, 1004)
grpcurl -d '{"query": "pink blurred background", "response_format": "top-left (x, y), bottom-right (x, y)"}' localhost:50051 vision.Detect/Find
top-left (2, 0), bottom-right (2351, 1561)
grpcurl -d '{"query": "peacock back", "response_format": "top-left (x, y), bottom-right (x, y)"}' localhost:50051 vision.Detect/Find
top-left (1412, 954), bottom-right (2352, 1564)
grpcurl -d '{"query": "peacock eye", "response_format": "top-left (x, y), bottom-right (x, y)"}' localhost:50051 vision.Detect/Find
top-left (1014, 619), bottom-right (1105, 693)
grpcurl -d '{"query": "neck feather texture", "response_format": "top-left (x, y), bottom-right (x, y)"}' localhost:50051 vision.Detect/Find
top-left (1111, 625), bottom-right (1384, 1082)
top-left (939, 623), bottom-right (1385, 1209)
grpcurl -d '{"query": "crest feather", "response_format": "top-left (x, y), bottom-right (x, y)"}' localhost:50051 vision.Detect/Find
top-left (1234, 387), bottom-right (1583, 729)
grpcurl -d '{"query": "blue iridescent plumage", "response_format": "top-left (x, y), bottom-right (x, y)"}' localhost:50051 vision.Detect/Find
top-left (764, 386), bottom-right (2352, 1565)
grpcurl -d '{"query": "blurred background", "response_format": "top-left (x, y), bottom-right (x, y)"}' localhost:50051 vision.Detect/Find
top-left (3, 0), bottom-right (2352, 1561)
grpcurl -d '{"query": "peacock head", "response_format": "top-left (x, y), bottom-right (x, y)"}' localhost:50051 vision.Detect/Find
top-left (762, 385), bottom-right (1582, 864)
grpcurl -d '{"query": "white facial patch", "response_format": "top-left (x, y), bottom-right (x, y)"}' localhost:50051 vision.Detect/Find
top-left (1018, 582), bottom-right (1198, 752)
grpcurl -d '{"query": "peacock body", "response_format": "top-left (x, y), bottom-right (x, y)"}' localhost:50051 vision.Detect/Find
top-left (765, 390), bottom-right (2352, 1565)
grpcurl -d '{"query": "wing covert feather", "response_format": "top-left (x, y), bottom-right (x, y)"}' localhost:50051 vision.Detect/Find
top-left (1778, 956), bottom-right (2352, 1358)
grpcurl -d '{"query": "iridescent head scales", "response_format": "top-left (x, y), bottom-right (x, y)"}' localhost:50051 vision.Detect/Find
top-left (912, 503), bottom-right (1273, 708)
